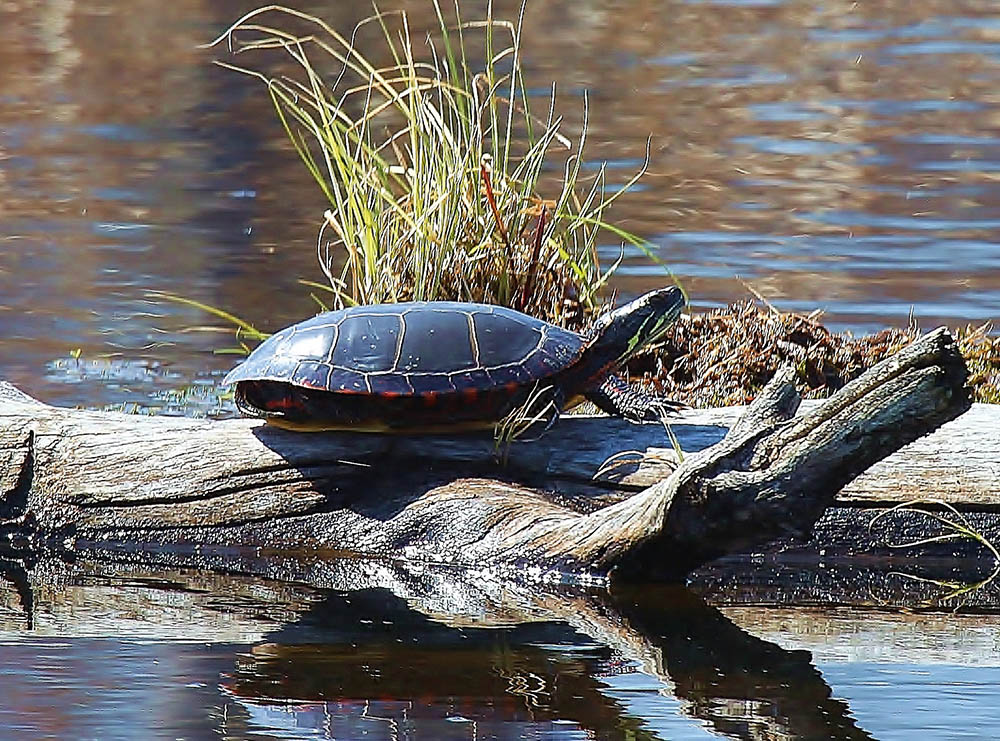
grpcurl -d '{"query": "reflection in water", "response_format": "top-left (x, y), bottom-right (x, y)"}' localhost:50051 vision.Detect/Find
top-left (0, 555), bottom-right (879, 740)
top-left (223, 591), bottom-right (660, 740)
top-left (611, 586), bottom-right (872, 740)
top-left (222, 585), bottom-right (873, 740)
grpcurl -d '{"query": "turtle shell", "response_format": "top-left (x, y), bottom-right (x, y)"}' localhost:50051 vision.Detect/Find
top-left (224, 302), bottom-right (586, 399)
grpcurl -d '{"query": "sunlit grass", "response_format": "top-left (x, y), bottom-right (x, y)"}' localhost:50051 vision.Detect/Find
top-left (871, 498), bottom-right (1000, 605)
top-left (146, 290), bottom-right (270, 355)
top-left (956, 322), bottom-right (1000, 404)
top-left (205, 2), bottom-right (652, 328)
top-left (493, 381), bottom-right (560, 463)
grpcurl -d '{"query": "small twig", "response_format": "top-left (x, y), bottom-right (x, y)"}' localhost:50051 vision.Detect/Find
top-left (480, 158), bottom-right (511, 250)
top-left (870, 498), bottom-right (1000, 562)
top-left (592, 448), bottom-right (679, 481)
top-left (738, 277), bottom-right (781, 316)
top-left (593, 450), bottom-right (645, 480)
top-left (516, 205), bottom-right (546, 312)
top-left (870, 499), bottom-right (1000, 605)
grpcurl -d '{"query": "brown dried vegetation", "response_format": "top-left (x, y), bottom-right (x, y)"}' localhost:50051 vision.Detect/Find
top-left (629, 301), bottom-right (998, 408)
top-left (955, 323), bottom-right (1000, 405)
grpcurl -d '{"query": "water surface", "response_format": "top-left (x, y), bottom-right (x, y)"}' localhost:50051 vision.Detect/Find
top-left (1, 1), bottom-right (999, 738)
top-left (1, 0), bottom-right (998, 409)
top-left (4, 558), bottom-right (1000, 740)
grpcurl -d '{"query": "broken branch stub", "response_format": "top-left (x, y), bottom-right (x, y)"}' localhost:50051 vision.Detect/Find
top-left (615, 326), bottom-right (971, 578)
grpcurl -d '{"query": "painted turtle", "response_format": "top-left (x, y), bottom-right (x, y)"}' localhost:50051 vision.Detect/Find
top-left (223, 285), bottom-right (685, 432)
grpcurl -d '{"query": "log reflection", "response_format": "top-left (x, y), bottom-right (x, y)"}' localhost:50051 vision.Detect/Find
top-left (0, 555), bottom-right (874, 740)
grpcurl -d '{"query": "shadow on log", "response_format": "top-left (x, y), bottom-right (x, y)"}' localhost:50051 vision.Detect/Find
top-left (0, 327), bottom-right (971, 581)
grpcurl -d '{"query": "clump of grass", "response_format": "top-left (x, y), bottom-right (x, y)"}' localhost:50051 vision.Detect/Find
top-left (206, 2), bottom-right (649, 329)
top-left (493, 381), bottom-right (560, 464)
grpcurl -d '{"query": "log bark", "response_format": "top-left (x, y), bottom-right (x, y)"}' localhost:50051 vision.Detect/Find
top-left (0, 327), bottom-right (973, 580)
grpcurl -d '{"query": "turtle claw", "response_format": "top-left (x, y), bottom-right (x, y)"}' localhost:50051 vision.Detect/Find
top-left (587, 374), bottom-right (683, 424)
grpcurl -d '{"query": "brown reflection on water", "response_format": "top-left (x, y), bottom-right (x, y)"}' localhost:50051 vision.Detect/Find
top-left (0, 0), bottom-right (998, 407)
top-left (0, 556), bottom-right (879, 740)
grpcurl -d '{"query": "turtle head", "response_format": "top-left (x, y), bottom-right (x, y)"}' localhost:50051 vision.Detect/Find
top-left (589, 285), bottom-right (686, 365)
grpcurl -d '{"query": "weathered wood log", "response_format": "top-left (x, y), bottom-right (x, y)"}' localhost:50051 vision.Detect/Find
top-left (617, 402), bottom-right (1000, 501)
top-left (0, 327), bottom-right (973, 580)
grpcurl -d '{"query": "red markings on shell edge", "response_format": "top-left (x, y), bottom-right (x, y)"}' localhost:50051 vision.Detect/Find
top-left (422, 391), bottom-right (439, 407)
top-left (295, 380), bottom-right (326, 390)
top-left (264, 396), bottom-right (306, 413)
top-left (462, 388), bottom-right (479, 403)
top-left (504, 382), bottom-right (518, 393)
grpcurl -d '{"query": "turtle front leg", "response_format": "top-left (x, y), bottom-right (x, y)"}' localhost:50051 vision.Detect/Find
top-left (585, 374), bottom-right (684, 423)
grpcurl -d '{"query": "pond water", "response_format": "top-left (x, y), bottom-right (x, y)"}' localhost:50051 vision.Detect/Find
top-left (1, 0), bottom-right (999, 738)
top-left (3, 558), bottom-right (1000, 741)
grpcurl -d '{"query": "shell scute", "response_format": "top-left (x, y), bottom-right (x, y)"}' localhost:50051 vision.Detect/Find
top-left (331, 313), bottom-right (401, 372)
top-left (291, 361), bottom-right (333, 389)
top-left (368, 372), bottom-right (414, 395)
top-left (328, 368), bottom-right (368, 393)
top-left (398, 309), bottom-right (476, 372)
top-left (522, 349), bottom-right (565, 379)
top-left (487, 364), bottom-right (532, 385)
top-left (262, 354), bottom-right (299, 380)
top-left (284, 326), bottom-right (336, 361)
top-left (450, 368), bottom-right (493, 391)
top-left (471, 311), bottom-right (544, 367)
top-left (409, 373), bottom-right (455, 394)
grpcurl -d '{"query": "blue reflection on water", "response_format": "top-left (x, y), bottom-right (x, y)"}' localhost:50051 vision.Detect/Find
top-left (746, 102), bottom-right (832, 122)
top-left (0, 637), bottom-right (236, 740)
top-left (821, 663), bottom-right (1000, 741)
top-left (733, 136), bottom-right (860, 156)
top-left (802, 211), bottom-right (1000, 231)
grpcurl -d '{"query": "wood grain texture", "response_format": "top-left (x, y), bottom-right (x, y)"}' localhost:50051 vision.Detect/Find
top-left (0, 328), bottom-right (975, 579)
top-left (617, 402), bottom-right (1000, 504)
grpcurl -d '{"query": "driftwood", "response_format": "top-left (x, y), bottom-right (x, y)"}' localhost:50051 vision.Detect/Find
top-left (0, 327), bottom-right (975, 580)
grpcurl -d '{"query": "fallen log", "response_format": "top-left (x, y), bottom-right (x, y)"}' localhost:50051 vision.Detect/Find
top-left (0, 327), bottom-right (973, 580)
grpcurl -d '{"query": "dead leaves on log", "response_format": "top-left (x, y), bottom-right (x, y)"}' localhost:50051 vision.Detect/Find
top-left (631, 300), bottom-right (996, 407)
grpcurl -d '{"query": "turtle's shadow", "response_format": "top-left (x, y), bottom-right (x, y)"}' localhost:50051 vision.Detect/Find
top-left (249, 417), bottom-right (730, 522)
top-left (249, 423), bottom-right (520, 522)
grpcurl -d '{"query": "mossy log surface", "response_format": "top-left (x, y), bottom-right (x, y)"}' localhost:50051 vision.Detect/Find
top-left (0, 327), bottom-right (979, 580)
